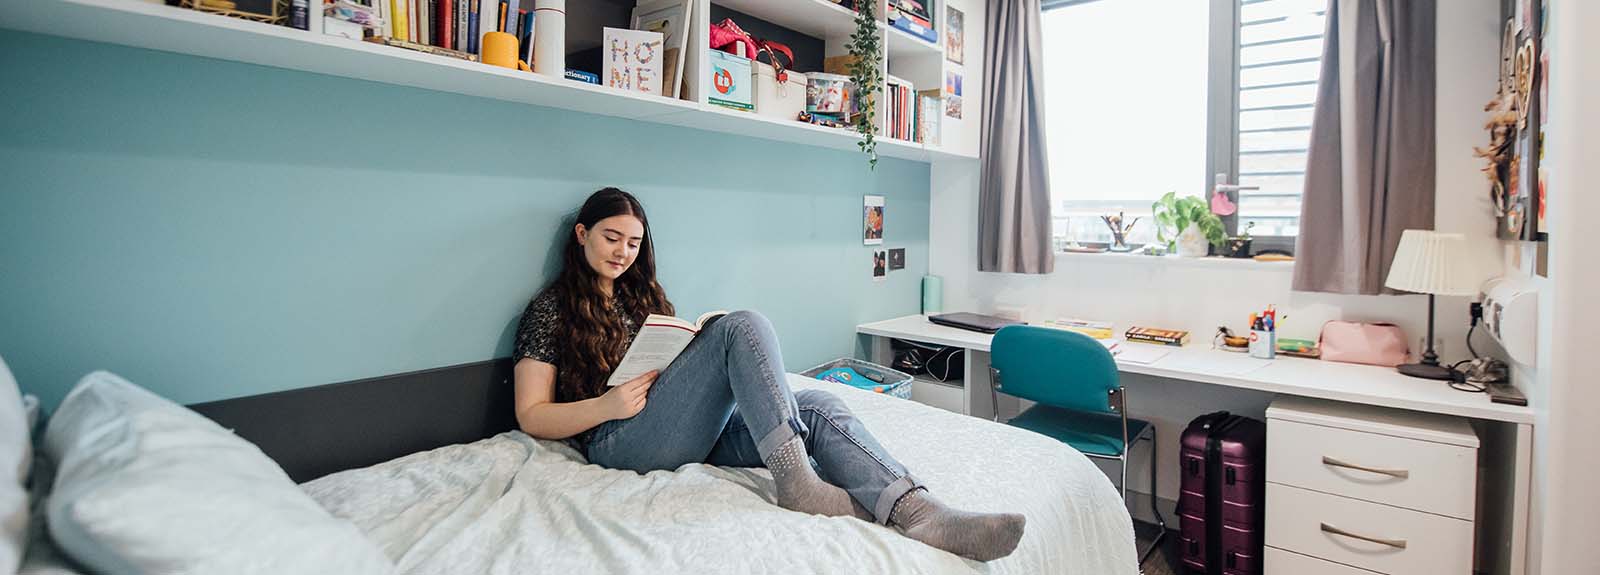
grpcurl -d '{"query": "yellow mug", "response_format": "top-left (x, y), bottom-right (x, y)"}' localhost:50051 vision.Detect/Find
top-left (481, 31), bottom-right (530, 71)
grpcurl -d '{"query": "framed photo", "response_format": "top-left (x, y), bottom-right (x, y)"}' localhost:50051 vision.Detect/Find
top-left (872, 249), bottom-right (888, 281)
top-left (863, 195), bottom-right (884, 245)
top-left (888, 248), bottom-right (906, 270)
top-left (631, 0), bottom-right (695, 98)
top-left (945, 6), bottom-right (964, 65)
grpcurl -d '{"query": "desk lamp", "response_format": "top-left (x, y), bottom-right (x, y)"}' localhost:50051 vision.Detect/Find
top-left (1384, 230), bottom-right (1476, 380)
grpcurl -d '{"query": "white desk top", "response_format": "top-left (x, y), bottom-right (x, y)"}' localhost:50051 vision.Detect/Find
top-left (858, 314), bottom-right (1534, 425)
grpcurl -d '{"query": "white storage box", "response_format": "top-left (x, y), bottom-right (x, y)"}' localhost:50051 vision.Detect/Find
top-left (754, 66), bottom-right (807, 122)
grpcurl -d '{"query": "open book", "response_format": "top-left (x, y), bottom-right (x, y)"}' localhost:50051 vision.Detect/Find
top-left (606, 311), bottom-right (728, 386)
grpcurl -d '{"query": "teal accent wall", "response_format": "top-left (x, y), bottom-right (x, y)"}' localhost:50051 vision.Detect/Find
top-left (0, 30), bottom-right (929, 409)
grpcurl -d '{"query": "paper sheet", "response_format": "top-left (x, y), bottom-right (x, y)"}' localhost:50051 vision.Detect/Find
top-left (1155, 350), bottom-right (1272, 376)
top-left (1114, 344), bottom-right (1172, 365)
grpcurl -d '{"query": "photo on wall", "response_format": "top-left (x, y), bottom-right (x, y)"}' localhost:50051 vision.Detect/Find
top-left (872, 249), bottom-right (888, 281)
top-left (888, 247), bottom-right (906, 270)
top-left (945, 6), bottom-right (964, 65)
top-left (863, 195), bottom-right (885, 245)
top-left (944, 71), bottom-right (963, 119)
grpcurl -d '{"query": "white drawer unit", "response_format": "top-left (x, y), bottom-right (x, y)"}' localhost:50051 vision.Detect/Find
top-left (1265, 396), bottom-right (1479, 575)
top-left (1267, 417), bottom-right (1477, 519)
top-left (1266, 483), bottom-right (1474, 574)
top-left (1265, 546), bottom-right (1382, 575)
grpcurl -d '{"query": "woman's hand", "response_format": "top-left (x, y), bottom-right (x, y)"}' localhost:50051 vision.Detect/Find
top-left (598, 370), bottom-right (658, 421)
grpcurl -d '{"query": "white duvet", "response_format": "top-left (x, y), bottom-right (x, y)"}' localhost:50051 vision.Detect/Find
top-left (302, 375), bottom-right (1137, 574)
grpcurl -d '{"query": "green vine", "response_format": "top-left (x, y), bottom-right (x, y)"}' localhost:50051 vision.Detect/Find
top-left (848, 0), bottom-right (882, 169)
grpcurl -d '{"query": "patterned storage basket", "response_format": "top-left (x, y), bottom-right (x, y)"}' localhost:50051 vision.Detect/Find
top-left (800, 358), bottom-right (914, 399)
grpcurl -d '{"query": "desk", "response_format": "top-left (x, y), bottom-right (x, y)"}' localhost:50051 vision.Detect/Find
top-left (857, 314), bottom-right (1536, 575)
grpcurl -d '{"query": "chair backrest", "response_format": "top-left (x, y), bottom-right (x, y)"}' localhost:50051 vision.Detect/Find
top-left (989, 325), bottom-right (1120, 415)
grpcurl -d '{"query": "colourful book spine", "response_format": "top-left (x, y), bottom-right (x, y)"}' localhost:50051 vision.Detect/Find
top-left (497, 0), bottom-right (508, 33)
top-left (458, 0), bottom-right (469, 51)
top-left (466, 0), bottom-right (479, 53)
top-left (419, 0), bottom-right (431, 45)
top-left (519, 10), bottom-right (534, 61)
top-left (389, 0), bottom-right (408, 40)
top-left (516, 10), bottom-right (532, 60)
top-left (437, 0), bottom-right (452, 50)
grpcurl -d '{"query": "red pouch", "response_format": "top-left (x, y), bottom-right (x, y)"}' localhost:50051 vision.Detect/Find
top-left (709, 18), bottom-right (757, 59)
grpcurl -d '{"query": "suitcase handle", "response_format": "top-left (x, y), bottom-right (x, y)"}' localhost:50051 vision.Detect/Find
top-left (1322, 456), bottom-right (1410, 479)
top-left (1320, 522), bottom-right (1408, 549)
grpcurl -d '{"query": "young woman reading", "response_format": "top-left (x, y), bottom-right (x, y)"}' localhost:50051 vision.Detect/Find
top-left (510, 188), bottom-right (1025, 561)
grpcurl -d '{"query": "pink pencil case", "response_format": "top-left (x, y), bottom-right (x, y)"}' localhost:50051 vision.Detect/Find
top-left (1317, 321), bottom-right (1410, 367)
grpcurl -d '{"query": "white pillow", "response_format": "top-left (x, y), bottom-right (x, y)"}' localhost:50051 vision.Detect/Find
top-left (41, 371), bottom-right (395, 575)
top-left (0, 354), bottom-right (30, 575)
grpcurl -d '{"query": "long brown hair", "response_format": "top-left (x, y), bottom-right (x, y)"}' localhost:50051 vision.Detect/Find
top-left (545, 188), bottom-right (674, 403)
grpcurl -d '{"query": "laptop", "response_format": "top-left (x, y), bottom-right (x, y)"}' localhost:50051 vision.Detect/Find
top-left (927, 312), bottom-right (1026, 334)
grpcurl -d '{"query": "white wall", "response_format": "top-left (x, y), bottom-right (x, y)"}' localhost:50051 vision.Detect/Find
top-left (1528, 1), bottom-right (1600, 573)
top-left (929, 0), bottom-right (1505, 512)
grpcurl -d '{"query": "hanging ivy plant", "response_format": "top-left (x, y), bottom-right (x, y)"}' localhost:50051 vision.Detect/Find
top-left (848, 0), bottom-right (882, 169)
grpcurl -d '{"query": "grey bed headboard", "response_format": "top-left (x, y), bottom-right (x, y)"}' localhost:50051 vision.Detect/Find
top-left (189, 358), bottom-right (519, 483)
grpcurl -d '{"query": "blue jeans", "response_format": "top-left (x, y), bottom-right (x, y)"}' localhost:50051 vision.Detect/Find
top-left (585, 311), bottom-right (920, 523)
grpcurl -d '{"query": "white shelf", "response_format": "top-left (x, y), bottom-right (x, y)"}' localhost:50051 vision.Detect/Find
top-left (663, 103), bottom-right (931, 161)
top-left (0, 0), bottom-right (977, 163)
top-left (712, 0), bottom-right (861, 41)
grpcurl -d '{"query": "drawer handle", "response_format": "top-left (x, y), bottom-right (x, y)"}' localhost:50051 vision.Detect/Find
top-left (1322, 456), bottom-right (1410, 479)
top-left (1320, 522), bottom-right (1408, 549)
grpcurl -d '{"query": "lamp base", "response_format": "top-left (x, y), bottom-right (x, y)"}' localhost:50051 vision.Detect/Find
top-left (1398, 362), bottom-right (1455, 381)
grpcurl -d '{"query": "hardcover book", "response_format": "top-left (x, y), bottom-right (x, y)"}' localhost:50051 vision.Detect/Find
top-left (1125, 326), bottom-right (1191, 346)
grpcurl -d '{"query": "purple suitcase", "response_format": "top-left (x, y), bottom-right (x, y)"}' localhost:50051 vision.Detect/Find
top-left (1177, 412), bottom-right (1267, 575)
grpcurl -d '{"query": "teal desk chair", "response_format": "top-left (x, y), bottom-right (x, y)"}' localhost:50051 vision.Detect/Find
top-left (989, 325), bottom-right (1165, 566)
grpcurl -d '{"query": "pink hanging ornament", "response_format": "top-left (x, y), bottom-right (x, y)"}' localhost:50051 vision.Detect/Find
top-left (1211, 191), bottom-right (1238, 216)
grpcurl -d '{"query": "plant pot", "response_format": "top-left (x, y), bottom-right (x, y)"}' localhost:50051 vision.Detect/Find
top-left (1176, 226), bottom-right (1209, 257)
top-left (1224, 237), bottom-right (1252, 258)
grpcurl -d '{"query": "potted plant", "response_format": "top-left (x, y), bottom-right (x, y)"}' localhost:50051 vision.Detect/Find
top-left (1224, 222), bottom-right (1255, 258)
top-left (1152, 192), bottom-right (1227, 257)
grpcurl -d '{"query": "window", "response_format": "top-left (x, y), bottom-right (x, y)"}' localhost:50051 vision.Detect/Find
top-left (1042, 0), bottom-right (1326, 251)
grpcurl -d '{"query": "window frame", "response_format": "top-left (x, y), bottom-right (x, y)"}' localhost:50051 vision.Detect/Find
top-left (1045, 0), bottom-right (1306, 256)
top-left (1209, 0), bottom-right (1304, 256)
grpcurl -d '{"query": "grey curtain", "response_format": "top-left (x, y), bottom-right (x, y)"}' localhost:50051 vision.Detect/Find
top-left (978, 0), bottom-right (1053, 274)
top-left (1293, 0), bottom-right (1436, 294)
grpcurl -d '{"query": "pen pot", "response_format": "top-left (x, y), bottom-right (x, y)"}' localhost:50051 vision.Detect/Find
top-left (1249, 329), bottom-right (1276, 359)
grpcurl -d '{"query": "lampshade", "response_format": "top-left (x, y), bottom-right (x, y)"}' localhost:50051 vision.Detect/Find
top-left (1384, 230), bottom-right (1477, 296)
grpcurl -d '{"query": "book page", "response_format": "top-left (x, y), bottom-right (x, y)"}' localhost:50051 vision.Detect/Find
top-left (695, 310), bottom-right (728, 330)
top-left (606, 314), bottom-right (697, 386)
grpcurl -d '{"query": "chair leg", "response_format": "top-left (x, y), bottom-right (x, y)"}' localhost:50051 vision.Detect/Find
top-left (1119, 453), bottom-right (1129, 505)
top-left (1136, 427), bottom-right (1166, 568)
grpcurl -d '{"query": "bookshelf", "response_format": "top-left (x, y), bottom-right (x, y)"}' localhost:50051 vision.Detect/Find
top-left (0, 0), bottom-right (978, 163)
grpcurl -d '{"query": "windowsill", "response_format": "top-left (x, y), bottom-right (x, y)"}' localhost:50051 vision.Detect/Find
top-left (1053, 249), bottom-right (1295, 271)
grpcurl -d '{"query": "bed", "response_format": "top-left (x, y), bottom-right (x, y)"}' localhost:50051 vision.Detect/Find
top-left (284, 374), bottom-right (1139, 574)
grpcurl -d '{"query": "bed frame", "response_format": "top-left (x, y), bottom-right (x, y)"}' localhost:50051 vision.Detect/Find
top-left (189, 358), bottom-right (519, 483)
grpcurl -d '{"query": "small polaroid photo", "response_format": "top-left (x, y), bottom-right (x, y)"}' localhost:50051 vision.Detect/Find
top-left (863, 195), bottom-right (885, 245)
top-left (888, 248), bottom-right (905, 270)
top-left (872, 250), bottom-right (888, 281)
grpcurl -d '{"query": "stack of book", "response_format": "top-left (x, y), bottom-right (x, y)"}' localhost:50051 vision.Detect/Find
top-left (1125, 326), bottom-right (1191, 347)
top-left (884, 75), bottom-right (917, 143)
top-left (887, 0), bottom-right (936, 44)
top-left (1042, 318), bottom-right (1114, 340)
top-left (351, 0), bottom-right (536, 62)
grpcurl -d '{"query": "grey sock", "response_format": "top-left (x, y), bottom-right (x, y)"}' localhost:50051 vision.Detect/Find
top-left (765, 436), bottom-right (862, 519)
top-left (890, 488), bottom-right (1026, 561)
